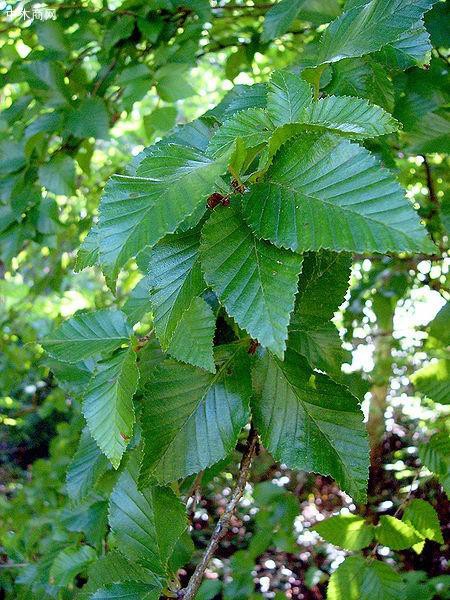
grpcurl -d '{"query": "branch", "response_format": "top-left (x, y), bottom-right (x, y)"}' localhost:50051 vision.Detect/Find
top-left (178, 425), bottom-right (259, 600)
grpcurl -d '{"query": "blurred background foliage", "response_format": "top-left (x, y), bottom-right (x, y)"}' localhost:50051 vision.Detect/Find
top-left (0, 0), bottom-right (449, 598)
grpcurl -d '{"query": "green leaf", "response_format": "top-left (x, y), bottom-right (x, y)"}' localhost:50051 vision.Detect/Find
top-left (376, 21), bottom-right (432, 69)
top-left (419, 432), bottom-right (450, 495)
top-left (62, 499), bottom-right (108, 550)
top-left (140, 345), bottom-right (251, 485)
top-left (288, 318), bottom-right (346, 376)
top-left (206, 83), bottom-right (268, 122)
top-left (144, 106), bottom-right (177, 137)
top-left (75, 226), bottom-right (100, 272)
top-left (261, 0), bottom-right (305, 42)
top-left (314, 514), bottom-right (374, 550)
top-left (66, 428), bottom-right (110, 503)
top-left (295, 251), bottom-right (352, 321)
top-left (266, 71), bottom-right (397, 137)
top-left (288, 251), bottom-right (351, 375)
top-left (122, 275), bottom-right (152, 325)
top-left (411, 359), bottom-right (450, 404)
top-left (327, 556), bottom-right (366, 600)
top-left (90, 582), bottom-right (161, 600)
top-left (267, 70), bottom-right (313, 126)
top-left (43, 309), bottom-right (132, 363)
top-left (200, 204), bottom-right (303, 358)
top-left (149, 228), bottom-right (206, 349)
top-left (79, 550), bottom-right (159, 600)
top-left (66, 97), bottom-right (110, 140)
top-left (429, 302), bottom-right (450, 346)
top-left (207, 108), bottom-right (274, 157)
top-left (360, 560), bottom-right (404, 600)
top-left (167, 297), bottom-right (216, 373)
top-left (49, 545), bottom-right (96, 586)
top-left (241, 132), bottom-right (435, 254)
top-left (104, 15), bottom-right (135, 51)
top-left (301, 95), bottom-right (399, 138)
top-left (98, 144), bottom-right (230, 284)
top-left (316, 0), bottom-right (437, 66)
top-left (156, 64), bottom-right (196, 102)
top-left (109, 449), bottom-right (187, 577)
top-left (375, 515), bottom-right (423, 550)
top-left (38, 154), bottom-right (76, 196)
top-left (196, 579), bottom-right (223, 600)
top-left (83, 349), bottom-right (139, 469)
top-left (327, 557), bottom-right (404, 600)
top-left (402, 499), bottom-right (444, 544)
top-left (252, 351), bottom-right (369, 501)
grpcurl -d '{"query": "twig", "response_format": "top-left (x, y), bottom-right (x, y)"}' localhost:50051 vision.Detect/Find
top-left (178, 425), bottom-right (259, 600)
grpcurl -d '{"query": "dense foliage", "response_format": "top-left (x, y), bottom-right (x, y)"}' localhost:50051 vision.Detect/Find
top-left (0, 1), bottom-right (449, 599)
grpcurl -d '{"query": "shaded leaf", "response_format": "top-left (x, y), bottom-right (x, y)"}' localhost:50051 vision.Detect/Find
top-left (140, 345), bottom-right (251, 484)
top-left (109, 449), bottom-right (186, 577)
top-left (252, 350), bottom-right (369, 501)
top-left (167, 297), bottom-right (216, 373)
top-left (201, 204), bottom-right (303, 358)
top-left (66, 428), bottom-right (110, 504)
top-left (149, 227), bottom-right (206, 348)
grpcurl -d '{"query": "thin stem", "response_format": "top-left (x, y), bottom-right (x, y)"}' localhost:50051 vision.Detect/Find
top-left (179, 425), bottom-right (259, 600)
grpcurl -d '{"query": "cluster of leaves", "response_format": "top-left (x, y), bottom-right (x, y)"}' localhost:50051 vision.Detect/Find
top-left (314, 499), bottom-right (445, 599)
top-left (1, 0), bottom-right (449, 598)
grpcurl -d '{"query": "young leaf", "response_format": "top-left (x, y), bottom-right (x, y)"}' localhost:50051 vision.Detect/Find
top-left (66, 428), bottom-right (110, 504)
top-left (301, 95), bottom-right (399, 138)
top-left (167, 297), bottom-right (216, 373)
top-left (327, 556), bottom-right (366, 600)
top-left (242, 132), bottom-right (435, 254)
top-left (140, 345), bottom-right (251, 485)
top-left (314, 514), bottom-right (374, 551)
top-left (375, 515), bottom-right (423, 550)
top-left (149, 227), bottom-right (206, 349)
top-left (43, 309), bottom-right (132, 363)
top-left (109, 449), bottom-right (187, 577)
top-left (402, 499), bottom-right (444, 544)
top-left (327, 556), bottom-right (404, 600)
top-left (83, 348), bottom-right (139, 469)
top-left (98, 144), bottom-right (231, 284)
top-left (207, 108), bottom-right (274, 157)
top-left (267, 70), bottom-right (313, 126)
top-left (252, 351), bottom-right (369, 502)
top-left (200, 204), bottom-right (303, 358)
top-left (316, 0), bottom-right (437, 66)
